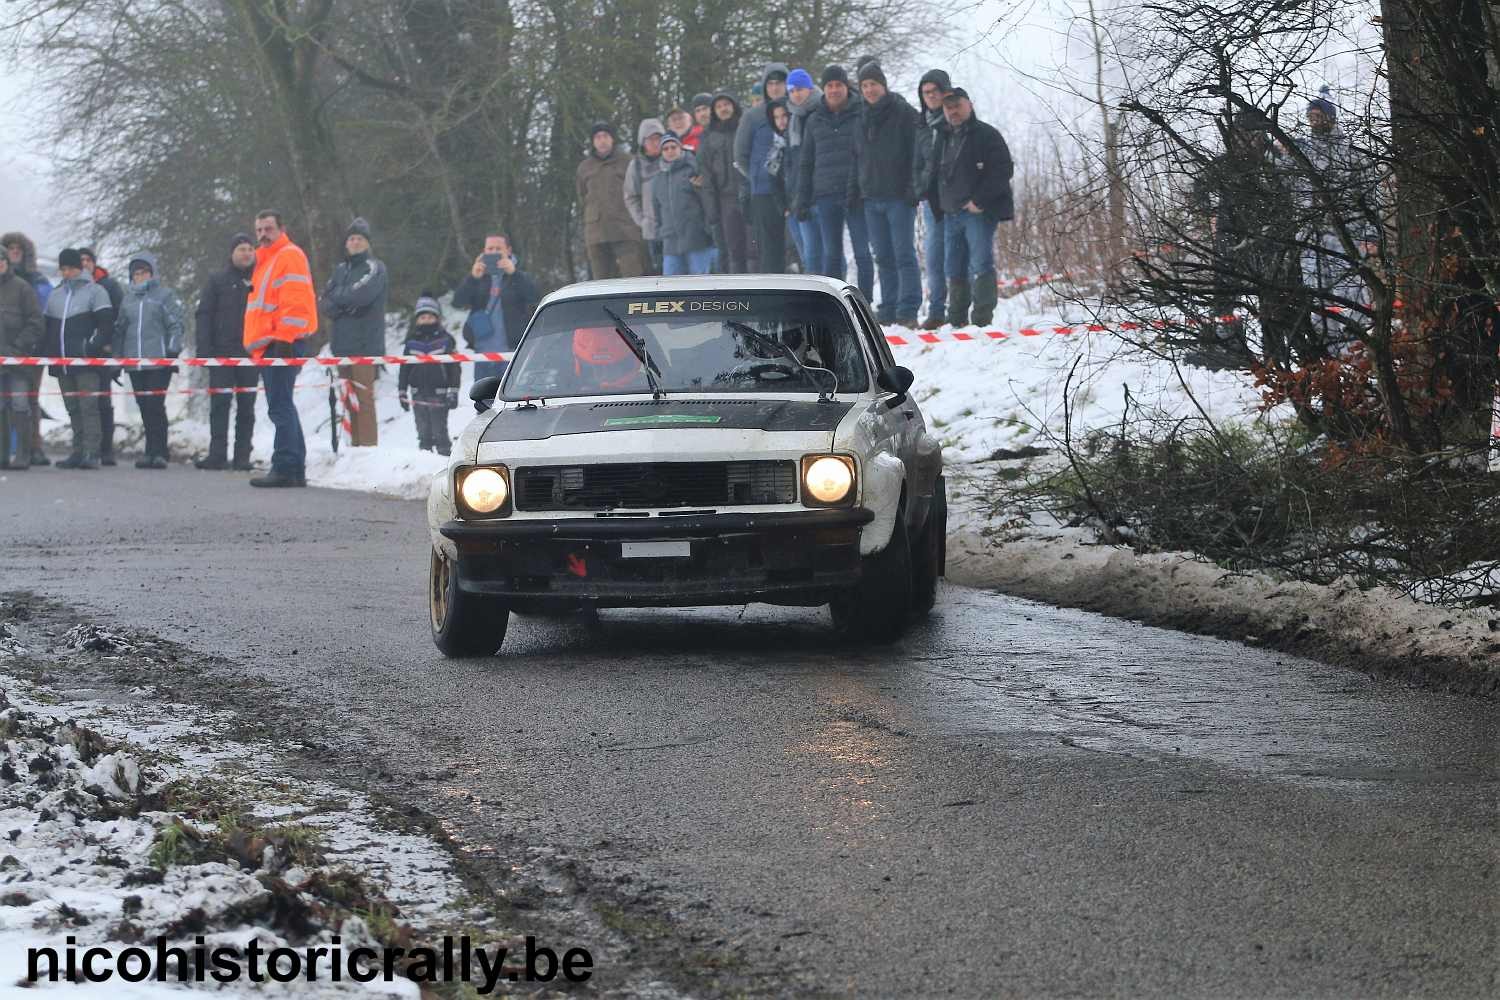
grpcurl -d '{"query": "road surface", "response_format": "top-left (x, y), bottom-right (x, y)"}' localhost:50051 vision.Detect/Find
top-left (2, 467), bottom-right (1496, 997)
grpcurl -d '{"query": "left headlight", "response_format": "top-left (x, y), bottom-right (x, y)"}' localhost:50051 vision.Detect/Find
top-left (801, 454), bottom-right (856, 507)
top-left (456, 465), bottom-right (510, 518)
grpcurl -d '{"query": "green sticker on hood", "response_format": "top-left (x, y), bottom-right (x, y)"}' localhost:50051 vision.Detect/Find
top-left (603, 413), bottom-right (723, 427)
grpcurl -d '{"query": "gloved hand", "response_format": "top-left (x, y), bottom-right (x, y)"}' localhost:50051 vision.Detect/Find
top-left (445, 388), bottom-right (459, 410)
top-left (398, 391), bottom-right (410, 412)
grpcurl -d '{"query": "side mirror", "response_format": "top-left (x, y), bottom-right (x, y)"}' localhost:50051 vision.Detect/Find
top-left (470, 375), bottom-right (502, 413)
top-left (877, 365), bottom-right (914, 395)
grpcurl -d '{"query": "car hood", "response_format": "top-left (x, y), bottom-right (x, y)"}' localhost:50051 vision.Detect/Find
top-left (479, 397), bottom-right (854, 443)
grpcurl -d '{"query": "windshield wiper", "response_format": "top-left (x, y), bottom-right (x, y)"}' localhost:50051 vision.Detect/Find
top-left (602, 306), bottom-right (666, 399)
top-left (725, 321), bottom-right (838, 402)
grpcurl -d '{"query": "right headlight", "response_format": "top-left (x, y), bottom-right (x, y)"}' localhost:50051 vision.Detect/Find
top-left (456, 465), bottom-right (511, 518)
top-left (801, 455), bottom-right (856, 507)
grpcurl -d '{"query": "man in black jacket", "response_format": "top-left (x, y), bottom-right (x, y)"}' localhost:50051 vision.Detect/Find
top-left (323, 217), bottom-right (388, 446)
top-left (194, 233), bottom-right (258, 470)
top-left (911, 69), bottom-right (954, 328)
top-left (794, 65), bottom-right (873, 298)
top-left (848, 62), bottom-right (920, 326)
top-left (452, 233), bottom-right (541, 382)
top-left (938, 88), bottom-right (1013, 327)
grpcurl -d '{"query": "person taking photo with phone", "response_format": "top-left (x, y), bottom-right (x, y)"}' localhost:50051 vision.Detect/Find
top-left (452, 233), bottom-right (541, 382)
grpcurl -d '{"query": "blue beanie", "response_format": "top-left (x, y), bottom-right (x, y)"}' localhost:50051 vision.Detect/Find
top-left (787, 68), bottom-right (814, 90)
top-left (1308, 85), bottom-right (1336, 120)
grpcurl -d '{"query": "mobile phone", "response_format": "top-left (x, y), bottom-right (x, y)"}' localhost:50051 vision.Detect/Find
top-left (481, 252), bottom-right (502, 273)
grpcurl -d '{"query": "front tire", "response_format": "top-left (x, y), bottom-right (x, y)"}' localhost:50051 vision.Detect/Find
top-left (429, 548), bottom-right (509, 657)
top-left (830, 507), bottom-right (914, 643)
top-left (912, 475), bottom-right (947, 618)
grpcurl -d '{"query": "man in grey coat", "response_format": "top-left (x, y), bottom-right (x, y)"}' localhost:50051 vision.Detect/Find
top-left (322, 216), bottom-right (388, 446)
top-left (624, 118), bottom-right (667, 274)
top-left (44, 248), bottom-right (114, 468)
top-left (111, 252), bottom-right (185, 468)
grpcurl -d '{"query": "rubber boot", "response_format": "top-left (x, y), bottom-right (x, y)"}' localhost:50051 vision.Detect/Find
top-left (0, 411), bottom-right (15, 469)
top-left (920, 312), bottom-right (945, 331)
top-left (946, 280), bottom-right (972, 329)
top-left (970, 270), bottom-right (999, 327)
top-left (98, 396), bottom-right (116, 466)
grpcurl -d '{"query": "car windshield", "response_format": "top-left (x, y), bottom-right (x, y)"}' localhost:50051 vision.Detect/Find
top-left (501, 291), bottom-right (870, 400)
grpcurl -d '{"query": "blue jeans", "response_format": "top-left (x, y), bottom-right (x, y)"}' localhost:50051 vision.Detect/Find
top-left (812, 196), bottom-right (874, 298)
top-left (663, 247), bottom-right (718, 275)
top-left (922, 202), bottom-right (952, 317)
top-left (943, 210), bottom-right (997, 279)
top-left (864, 198), bottom-right (921, 321)
top-left (798, 218), bottom-right (823, 277)
top-left (261, 348), bottom-right (305, 475)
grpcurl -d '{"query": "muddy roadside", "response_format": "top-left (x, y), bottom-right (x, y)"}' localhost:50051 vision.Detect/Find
top-left (0, 592), bottom-right (808, 998)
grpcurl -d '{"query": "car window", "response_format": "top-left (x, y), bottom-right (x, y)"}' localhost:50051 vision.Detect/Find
top-left (503, 291), bottom-right (871, 400)
top-left (844, 290), bottom-right (896, 370)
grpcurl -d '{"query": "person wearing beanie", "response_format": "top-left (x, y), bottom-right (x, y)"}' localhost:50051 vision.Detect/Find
top-left (43, 248), bottom-right (115, 468)
top-left (0, 249), bottom-right (42, 469)
top-left (652, 132), bottom-right (719, 275)
top-left (796, 65), bottom-right (874, 296)
top-left (699, 91), bottom-right (750, 273)
top-left (735, 62), bottom-right (792, 272)
top-left (576, 120), bottom-right (647, 279)
top-left (193, 233), bottom-right (259, 469)
top-left (750, 81), bottom-right (764, 107)
top-left (398, 294), bottom-right (460, 455)
top-left (849, 60), bottom-right (921, 326)
top-left (110, 252), bottom-right (185, 468)
top-left (3, 232), bottom-right (53, 465)
top-left (937, 89), bottom-right (1013, 328)
top-left (785, 69), bottom-right (824, 269)
top-left (912, 69), bottom-right (955, 328)
top-left (77, 248), bottom-right (123, 464)
top-left (322, 216), bottom-right (388, 446)
top-left (625, 117), bottom-right (668, 273)
top-left (691, 92), bottom-right (714, 133)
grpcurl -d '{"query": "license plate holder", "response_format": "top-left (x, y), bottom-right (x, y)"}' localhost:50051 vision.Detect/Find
top-left (619, 540), bottom-right (692, 560)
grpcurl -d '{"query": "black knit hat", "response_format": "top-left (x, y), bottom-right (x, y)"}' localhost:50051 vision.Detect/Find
top-left (346, 216), bottom-right (371, 240)
top-left (230, 232), bottom-right (254, 253)
top-left (942, 87), bottom-right (971, 103)
top-left (58, 248), bottom-right (82, 269)
top-left (858, 62), bottom-right (887, 88)
top-left (691, 92), bottom-right (713, 110)
top-left (590, 120), bottom-right (616, 139)
top-left (820, 64), bottom-right (849, 87)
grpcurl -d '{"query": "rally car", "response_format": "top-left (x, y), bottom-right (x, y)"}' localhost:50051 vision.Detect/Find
top-left (426, 274), bottom-right (946, 656)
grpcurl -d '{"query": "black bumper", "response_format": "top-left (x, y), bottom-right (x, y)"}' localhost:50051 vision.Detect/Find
top-left (439, 508), bottom-right (872, 607)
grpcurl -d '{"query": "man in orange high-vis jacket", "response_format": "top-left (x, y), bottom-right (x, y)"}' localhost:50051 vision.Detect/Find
top-left (244, 210), bottom-right (318, 487)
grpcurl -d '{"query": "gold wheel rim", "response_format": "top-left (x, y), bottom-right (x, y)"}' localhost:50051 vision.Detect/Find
top-left (430, 549), bottom-right (450, 631)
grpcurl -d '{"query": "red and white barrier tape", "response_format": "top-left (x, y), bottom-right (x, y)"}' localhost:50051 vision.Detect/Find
top-left (0, 352), bottom-right (510, 368)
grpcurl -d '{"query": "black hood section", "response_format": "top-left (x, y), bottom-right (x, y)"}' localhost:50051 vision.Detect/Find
top-left (481, 398), bottom-right (853, 443)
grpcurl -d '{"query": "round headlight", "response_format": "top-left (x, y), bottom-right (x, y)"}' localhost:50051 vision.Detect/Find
top-left (804, 456), bottom-right (853, 504)
top-left (460, 468), bottom-right (508, 514)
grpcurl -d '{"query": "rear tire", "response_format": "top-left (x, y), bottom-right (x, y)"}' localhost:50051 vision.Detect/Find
top-left (912, 475), bottom-right (947, 618)
top-left (830, 508), bottom-right (914, 643)
top-left (429, 548), bottom-right (509, 657)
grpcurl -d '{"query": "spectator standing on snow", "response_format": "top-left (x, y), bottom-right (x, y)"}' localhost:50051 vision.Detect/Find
top-left (700, 92), bottom-right (749, 273)
top-left (0, 252), bottom-right (42, 470)
top-left (690, 94), bottom-right (714, 145)
top-left (452, 234), bottom-right (541, 383)
top-left (666, 106), bottom-right (701, 152)
top-left (937, 88), bottom-right (1012, 327)
top-left (43, 248), bottom-right (114, 469)
top-left (576, 122), bottom-right (648, 279)
top-left (193, 233), bottom-right (258, 470)
top-left (322, 217), bottom-right (388, 447)
top-left (795, 65), bottom-right (873, 297)
top-left (111, 252), bottom-right (185, 469)
top-left (912, 69), bottom-right (954, 329)
top-left (849, 62), bottom-right (921, 327)
top-left (3, 231), bottom-right (53, 466)
top-left (398, 294), bottom-right (460, 456)
top-left (79, 248), bottom-right (123, 466)
top-left (652, 133), bottom-right (719, 275)
top-left (244, 210), bottom-right (318, 488)
top-left (624, 118), bottom-right (667, 274)
top-left (736, 62), bottom-right (790, 272)
top-left (785, 69), bottom-right (822, 271)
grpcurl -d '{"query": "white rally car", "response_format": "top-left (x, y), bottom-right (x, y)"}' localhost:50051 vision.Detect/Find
top-left (426, 275), bottom-right (946, 656)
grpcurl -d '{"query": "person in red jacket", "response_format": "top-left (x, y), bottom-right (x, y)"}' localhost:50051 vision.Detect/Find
top-left (244, 210), bottom-right (318, 487)
top-left (667, 106), bottom-right (702, 152)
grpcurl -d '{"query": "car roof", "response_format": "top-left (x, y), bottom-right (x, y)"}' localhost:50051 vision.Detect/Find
top-left (537, 274), bottom-right (856, 307)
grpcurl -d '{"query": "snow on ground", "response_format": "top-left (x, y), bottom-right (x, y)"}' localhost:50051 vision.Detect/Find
top-left (39, 286), bottom-right (1263, 500)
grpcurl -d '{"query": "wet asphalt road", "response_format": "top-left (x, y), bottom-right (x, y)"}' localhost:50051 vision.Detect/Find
top-left (2, 467), bottom-right (1497, 998)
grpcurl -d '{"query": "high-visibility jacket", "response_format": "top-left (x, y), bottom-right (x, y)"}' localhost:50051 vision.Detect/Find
top-left (243, 232), bottom-right (318, 358)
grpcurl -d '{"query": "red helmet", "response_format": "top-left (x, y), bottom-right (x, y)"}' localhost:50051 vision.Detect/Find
top-left (572, 327), bottom-right (640, 388)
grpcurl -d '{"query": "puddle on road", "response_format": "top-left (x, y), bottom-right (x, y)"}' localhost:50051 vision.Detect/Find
top-left (903, 586), bottom-right (1499, 787)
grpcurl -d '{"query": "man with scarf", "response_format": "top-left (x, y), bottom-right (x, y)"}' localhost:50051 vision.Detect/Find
top-left (912, 69), bottom-right (955, 328)
top-left (453, 233), bottom-right (541, 383)
top-left (194, 233), bottom-right (259, 469)
top-left (937, 88), bottom-right (1012, 327)
top-left (784, 69), bottom-right (823, 271)
top-left (848, 62), bottom-right (921, 326)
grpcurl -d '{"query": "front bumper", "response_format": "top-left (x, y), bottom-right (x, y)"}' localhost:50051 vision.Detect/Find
top-left (439, 508), bottom-right (873, 607)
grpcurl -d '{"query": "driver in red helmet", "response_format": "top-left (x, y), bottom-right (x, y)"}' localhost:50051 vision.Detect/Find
top-left (572, 327), bottom-right (644, 391)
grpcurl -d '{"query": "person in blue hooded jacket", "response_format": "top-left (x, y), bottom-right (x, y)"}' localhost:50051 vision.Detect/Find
top-left (112, 251), bottom-right (185, 468)
top-left (735, 62), bottom-right (791, 272)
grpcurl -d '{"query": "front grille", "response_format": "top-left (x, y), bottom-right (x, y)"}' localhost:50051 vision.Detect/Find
top-left (515, 461), bottom-right (797, 511)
